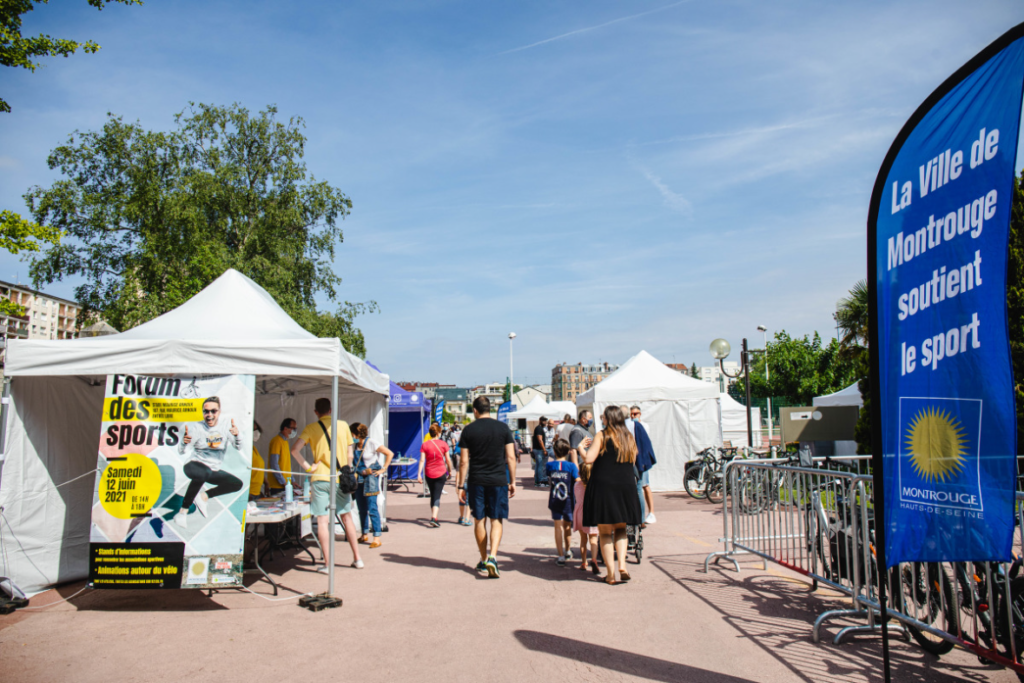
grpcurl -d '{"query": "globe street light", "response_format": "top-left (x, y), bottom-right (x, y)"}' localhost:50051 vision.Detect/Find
top-left (709, 337), bottom-right (753, 447)
top-left (756, 325), bottom-right (773, 446)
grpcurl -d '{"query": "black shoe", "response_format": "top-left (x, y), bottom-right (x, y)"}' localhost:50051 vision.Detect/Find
top-left (475, 561), bottom-right (488, 573)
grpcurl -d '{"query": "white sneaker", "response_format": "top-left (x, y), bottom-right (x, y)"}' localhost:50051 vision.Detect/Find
top-left (173, 511), bottom-right (188, 528)
top-left (352, 560), bottom-right (364, 569)
top-left (195, 491), bottom-right (209, 518)
top-left (645, 512), bottom-right (657, 524)
top-left (564, 547), bottom-right (573, 560)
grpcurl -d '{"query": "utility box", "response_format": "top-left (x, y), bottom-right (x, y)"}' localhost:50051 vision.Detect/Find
top-left (780, 405), bottom-right (859, 443)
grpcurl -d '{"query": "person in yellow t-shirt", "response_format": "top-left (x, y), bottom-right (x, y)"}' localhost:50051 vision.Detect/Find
top-left (291, 398), bottom-right (363, 572)
top-left (267, 418), bottom-right (297, 492)
top-left (249, 421), bottom-right (266, 500)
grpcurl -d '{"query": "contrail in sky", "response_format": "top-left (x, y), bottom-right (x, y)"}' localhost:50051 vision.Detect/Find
top-left (498, 1), bottom-right (689, 55)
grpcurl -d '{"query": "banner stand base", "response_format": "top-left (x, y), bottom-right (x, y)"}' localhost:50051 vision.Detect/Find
top-left (299, 593), bottom-right (342, 612)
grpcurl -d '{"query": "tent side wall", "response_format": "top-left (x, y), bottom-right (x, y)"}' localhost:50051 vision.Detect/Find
top-left (0, 377), bottom-right (105, 595)
top-left (0, 377), bottom-right (387, 596)
top-left (590, 398), bottom-right (722, 492)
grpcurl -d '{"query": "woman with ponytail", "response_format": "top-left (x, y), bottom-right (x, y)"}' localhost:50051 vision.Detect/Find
top-left (581, 405), bottom-right (642, 585)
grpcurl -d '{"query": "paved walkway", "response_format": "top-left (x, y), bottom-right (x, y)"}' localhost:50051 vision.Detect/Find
top-left (0, 476), bottom-right (1016, 682)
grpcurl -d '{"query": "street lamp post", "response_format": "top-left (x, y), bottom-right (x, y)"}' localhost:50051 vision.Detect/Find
top-left (757, 325), bottom-right (772, 445)
top-left (508, 332), bottom-right (516, 407)
top-left (710, 337), bottom-right (753, 447)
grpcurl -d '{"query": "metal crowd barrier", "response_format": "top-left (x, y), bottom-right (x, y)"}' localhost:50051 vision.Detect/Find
top-left (703, 457), bottom-right (1024, 676)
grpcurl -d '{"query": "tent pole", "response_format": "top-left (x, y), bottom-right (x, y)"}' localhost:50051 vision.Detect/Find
top-left (328, 375), bottom-right (338, 596)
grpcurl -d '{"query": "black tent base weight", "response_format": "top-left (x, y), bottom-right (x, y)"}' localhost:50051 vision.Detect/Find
top-left (299, 593), bottom-right (342, 612)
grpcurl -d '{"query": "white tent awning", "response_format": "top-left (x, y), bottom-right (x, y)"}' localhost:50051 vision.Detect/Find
top-left (4, 269), bottom-right (387, 395)
top-left (813, 382), bottom-right (863, 408)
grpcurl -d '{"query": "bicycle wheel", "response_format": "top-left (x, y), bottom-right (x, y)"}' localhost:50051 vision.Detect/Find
top-left (706, 475), bottom-right (725, 504)
top-left (684, 463), bottom-right (708, 499)
top-left (900, 563), bottom-right (957, 656)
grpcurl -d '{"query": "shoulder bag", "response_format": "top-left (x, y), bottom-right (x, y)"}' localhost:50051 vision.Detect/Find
top-left (318, 421), bottom-right (358, 494)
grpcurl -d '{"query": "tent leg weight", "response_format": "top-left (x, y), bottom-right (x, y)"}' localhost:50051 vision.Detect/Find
top-left (299, 593), bottom-right (343, 612)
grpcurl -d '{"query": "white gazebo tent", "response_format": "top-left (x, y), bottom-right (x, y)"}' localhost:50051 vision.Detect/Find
top-left (0, 269), bottom-right (388, 595)
top-left (812, 382), bottom-right (864, 455)
top-left (719, 393), bottom-right (762, 448)
top-left (506, 396), bottom-right (576, 422)
top-left (576, 350), bottom-right (722, 491)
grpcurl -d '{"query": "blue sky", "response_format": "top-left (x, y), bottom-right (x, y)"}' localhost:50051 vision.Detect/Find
top-left (2, 1), bottom-right (1023, 387)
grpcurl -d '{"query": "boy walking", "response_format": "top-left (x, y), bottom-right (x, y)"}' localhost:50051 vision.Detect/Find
top-left (546, 438), bottom-right (580, 565)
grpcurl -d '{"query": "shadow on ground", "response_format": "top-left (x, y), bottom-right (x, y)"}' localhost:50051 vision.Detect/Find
top-left (514, 629), bottom-right (759, 682)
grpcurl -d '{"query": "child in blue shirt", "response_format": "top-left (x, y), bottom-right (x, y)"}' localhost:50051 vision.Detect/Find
top-left (546, 438), bottom-right (580, 566)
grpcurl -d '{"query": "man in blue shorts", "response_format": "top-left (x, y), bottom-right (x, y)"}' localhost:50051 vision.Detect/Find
top-left (457, 395), bottom-right (517, 578)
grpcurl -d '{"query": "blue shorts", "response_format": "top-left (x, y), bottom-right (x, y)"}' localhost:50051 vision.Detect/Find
top-left (551, 509), bottom-right (573, 522)
top-left (468, 484), bottom-right (509, 520)
top-left (641, 470), bottom-right (650, 487)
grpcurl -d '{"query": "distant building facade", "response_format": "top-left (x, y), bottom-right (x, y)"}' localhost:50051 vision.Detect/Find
top-left (0, 280), bottom-right (81, 341)
top-left (697, 362), bottom-right (741, 393)
top-left (551, 362), bottom-right (619, 402)
top-left (511, 384), bottom-right (551, 409)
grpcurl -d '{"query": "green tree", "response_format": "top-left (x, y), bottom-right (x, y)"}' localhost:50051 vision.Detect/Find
top-left (834, 279), bottom-right (872, 454)
top-left (1009, 170), bottom-right (1024, 454)
top-left (746, 331), bottom-right (858, 406)
top-left (690, 362), bottom-right (699, 379)
top-left (25, 103), bottom-right (373, 355)
top-left (502, 384), bottom-right (522, 403)
top-left (2, 0), bottom-right (142, 113)
top-left (0, 210), bottom-right (61, 315)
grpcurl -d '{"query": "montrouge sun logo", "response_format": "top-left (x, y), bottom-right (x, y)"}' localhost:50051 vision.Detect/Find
top-left (905, 407), bottom-right (968, 482)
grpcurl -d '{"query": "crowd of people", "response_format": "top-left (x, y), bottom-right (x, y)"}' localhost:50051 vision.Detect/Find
top-left (247, 394), bottom-right (657, 585)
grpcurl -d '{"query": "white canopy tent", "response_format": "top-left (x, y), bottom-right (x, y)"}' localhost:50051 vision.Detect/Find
top-left (719, 393), bottom-right (762, 448)
top-left (812, 382), bottom-right (863, 455)
top-left (506, 397), bottom-right (576, 422)
top-left (576, 351), bottom-right (722, 492)
top-left (0, 269), bottom-right (388, 595)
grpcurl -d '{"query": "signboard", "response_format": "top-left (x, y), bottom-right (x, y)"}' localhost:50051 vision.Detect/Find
top-left (869, 26), bottom-right (1024, 564)
top-left (89, 374), bottom-right (255, 589)
top-left (390, 390), bottom-right (425, 409)
top-left (434, 398), bottom-right (446, 424)
top-left (779, 406), bottom-right (859, 443)
top-left (496, 401), bottom-right (512, 424)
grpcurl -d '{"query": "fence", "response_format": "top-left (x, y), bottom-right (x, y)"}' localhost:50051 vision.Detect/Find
top-left (704, 456), bottom-right (1024, 675)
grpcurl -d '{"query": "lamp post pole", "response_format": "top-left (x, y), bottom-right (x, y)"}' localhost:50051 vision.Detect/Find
top-left (710, 337), bottom-right (753, 448)
top-left (508, 332), bottom-right (516, 408)
top-left (758, 325), bottom-right (773, 445)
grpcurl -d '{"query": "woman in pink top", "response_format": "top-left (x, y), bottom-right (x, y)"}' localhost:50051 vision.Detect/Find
top-left (418, 424), bottom-right (455, 527)
top-left (573, 462), bottom-right (600, 574)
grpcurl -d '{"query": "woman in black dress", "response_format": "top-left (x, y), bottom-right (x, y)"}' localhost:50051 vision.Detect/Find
top-left (581, 405), bottom-right (642, 584)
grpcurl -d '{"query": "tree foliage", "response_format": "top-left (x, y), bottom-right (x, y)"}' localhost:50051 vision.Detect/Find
top-left (0, 209), bottom-right (61, 315)
top-left (747, 331), bottom-right (858, 406)
top-left (25, 103), bottom-right (373, 355)
top-left (690, 362), bottom-right (699, 379)
top-left (502, 384), bottom-right (523, 403)
top-left (1, 0), bottom-right (141, 113)
top-left (1008, 170), bottom-right (1024, 454)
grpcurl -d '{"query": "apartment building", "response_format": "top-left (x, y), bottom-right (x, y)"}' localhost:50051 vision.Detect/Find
top-left (0, 280), bottom-right (81, 341)
top-left (550, 362), bottom-right (619, 402)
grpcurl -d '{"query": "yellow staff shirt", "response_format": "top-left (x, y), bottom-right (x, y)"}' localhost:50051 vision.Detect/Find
top-left (267, 435), bottom-right (292, 489)
top-left (250, 447), bottom-right (265, 496)
top-left (298, 417), bottom-right (353, 483)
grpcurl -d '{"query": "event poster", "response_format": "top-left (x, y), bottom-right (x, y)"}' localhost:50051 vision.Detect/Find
top-left (88, 374), bottom-right (255, 589)
top-left (871, 31), bottom-right (1024, 564)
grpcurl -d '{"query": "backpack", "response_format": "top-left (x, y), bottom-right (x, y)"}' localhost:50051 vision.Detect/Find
top-left (318, 421), bottom-right (359, 494)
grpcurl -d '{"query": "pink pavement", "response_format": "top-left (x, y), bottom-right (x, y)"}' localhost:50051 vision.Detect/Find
top-left (0, 474), bottom-right (1015, 683)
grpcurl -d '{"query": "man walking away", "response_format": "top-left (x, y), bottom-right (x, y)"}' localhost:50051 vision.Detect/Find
top-left (532, 416), bottom-right (549, 487)
top-left (458, 396), bottom-right (517, 577)
top-left (630, 405), bottom-right (658, 524)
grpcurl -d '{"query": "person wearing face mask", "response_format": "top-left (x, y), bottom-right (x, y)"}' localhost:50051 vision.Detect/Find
top-left (249, 421), bottom-right (266, 501)
top-left (267, 418), bottom-right (297, 493)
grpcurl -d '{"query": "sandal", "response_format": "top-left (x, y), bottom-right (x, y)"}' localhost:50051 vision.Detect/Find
top-left (619, 569), bottom-right (632, 582)
top-left (604, 574), bottom-right (617, 586)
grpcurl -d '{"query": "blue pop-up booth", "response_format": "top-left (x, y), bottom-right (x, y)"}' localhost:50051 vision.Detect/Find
top-left (386, 381), bottom-right (431, 481)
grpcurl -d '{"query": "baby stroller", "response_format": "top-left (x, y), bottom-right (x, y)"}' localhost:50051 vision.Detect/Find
top-left (626, 524), bottom-right (643, 563)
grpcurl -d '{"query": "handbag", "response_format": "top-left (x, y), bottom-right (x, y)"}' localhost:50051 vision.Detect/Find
top-left (318, 421), bottom-right (358, 494)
